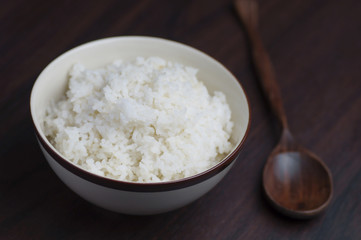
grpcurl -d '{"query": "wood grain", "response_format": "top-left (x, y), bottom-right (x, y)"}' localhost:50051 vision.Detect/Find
top-left (0, 0), bottom-right (361, 239)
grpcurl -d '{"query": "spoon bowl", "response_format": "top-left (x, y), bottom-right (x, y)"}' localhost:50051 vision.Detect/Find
top-left (263, 142), bottom-right (333, 218)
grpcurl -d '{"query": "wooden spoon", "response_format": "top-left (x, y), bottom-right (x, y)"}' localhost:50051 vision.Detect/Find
top-left (234, 0), bottom-right (333, 218)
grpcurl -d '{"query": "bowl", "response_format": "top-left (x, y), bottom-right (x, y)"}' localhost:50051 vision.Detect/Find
top-left (30, 36), bottom-right (250, 215)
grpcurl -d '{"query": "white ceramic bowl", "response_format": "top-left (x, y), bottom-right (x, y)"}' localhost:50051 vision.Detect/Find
top-left (30, 36), bottom-right (250, 215)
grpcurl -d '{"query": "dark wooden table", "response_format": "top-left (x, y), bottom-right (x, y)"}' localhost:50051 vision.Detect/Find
top-left (1, 0), bottom-right (360, 239)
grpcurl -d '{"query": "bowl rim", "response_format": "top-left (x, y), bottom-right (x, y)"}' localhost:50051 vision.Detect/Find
top-left (30, 36), bottom-right (251, 192)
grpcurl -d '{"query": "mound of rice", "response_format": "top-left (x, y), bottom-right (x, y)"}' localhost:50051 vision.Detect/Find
top-left (44, 57), bottom-right (233, 182)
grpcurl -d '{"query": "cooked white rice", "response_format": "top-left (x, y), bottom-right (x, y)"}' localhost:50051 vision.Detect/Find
top-left (44, 57), bottom-right (233, 182)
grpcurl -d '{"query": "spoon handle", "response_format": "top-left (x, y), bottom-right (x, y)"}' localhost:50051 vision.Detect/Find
top-left (234, 0), bottom-right (289, 130)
